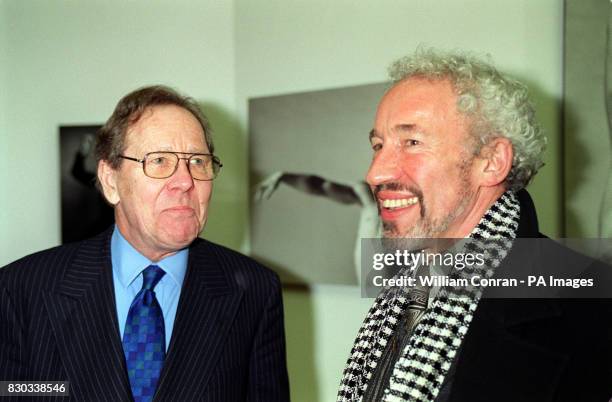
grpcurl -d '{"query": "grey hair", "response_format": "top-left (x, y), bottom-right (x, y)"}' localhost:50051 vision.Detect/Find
top-left (388, 48), bottom-right (546, 191)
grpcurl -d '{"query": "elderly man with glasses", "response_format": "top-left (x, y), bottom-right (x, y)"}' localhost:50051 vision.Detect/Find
top-left (0, 86), bottom-right (289, 402)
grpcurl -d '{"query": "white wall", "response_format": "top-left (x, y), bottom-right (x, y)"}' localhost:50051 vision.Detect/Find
top-left (235, 1), bottom-right (563, 400)
top-left (0, 3), bottom-right (9, 262)
top-left (0, 0), bottom-right (237, 266)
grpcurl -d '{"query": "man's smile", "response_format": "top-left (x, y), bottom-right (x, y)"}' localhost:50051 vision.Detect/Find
top-left (380, 197), bottom-right (418, 209)
top-left (375, 191), bottom-right (421, 220)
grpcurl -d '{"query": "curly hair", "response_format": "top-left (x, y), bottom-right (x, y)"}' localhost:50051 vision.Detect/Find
top-left (388, 48), bottom-right (546, 191)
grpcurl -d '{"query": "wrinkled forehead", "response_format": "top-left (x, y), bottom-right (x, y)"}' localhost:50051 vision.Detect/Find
top-left (124, 105), bottom-right (208, 153)
top-left (379, 77), bottom-right (458, 113)
top-left (375, 78), bottom-right (462, 127)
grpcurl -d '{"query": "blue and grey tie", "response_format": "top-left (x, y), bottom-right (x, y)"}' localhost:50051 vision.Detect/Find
top-left (122, 265), bottom-right (166, 402)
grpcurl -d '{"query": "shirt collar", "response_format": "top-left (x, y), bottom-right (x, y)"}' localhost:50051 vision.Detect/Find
top-left (111, 225), bottom-right (189, 289)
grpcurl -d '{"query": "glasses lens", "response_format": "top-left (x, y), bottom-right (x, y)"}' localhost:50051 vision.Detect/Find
top-left (144, 152), bottom-right (178, 178)
top-left (189, 155), bottom-right (221, 180)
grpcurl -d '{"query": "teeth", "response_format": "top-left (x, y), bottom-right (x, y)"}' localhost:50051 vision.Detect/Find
top-left (381, 197), bottom-right (418, 209)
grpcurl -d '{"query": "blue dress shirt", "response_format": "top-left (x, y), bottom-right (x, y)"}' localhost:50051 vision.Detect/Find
top-left (111, 226), bottom-right (188, 351)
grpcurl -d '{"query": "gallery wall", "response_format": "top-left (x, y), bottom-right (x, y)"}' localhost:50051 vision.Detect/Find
top-left (0, 2), bottom-right (22, 263)
top-left (0, 0), bottom-right (238, 264)
top-left (0, 1), bottom-right (571, 401)
top-left (0, 6), bottom-right (9, 259)
top-left (564, 0), bottom-right (612, 238)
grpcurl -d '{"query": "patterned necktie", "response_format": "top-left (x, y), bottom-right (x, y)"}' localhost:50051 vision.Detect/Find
top-left (122, 265), bottom-right (166, 402)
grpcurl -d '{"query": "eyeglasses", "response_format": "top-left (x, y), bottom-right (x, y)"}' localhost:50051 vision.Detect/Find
top-left (119, 151), bottom-right (222, 181)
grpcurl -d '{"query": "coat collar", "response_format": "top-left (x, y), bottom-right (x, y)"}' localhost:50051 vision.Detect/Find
top-left (515, 189), bottom-right (541, 238)
top-left (44, 228), bottom-right (132, 400)
top-left (448, 190), bottom-right (567, 401)
top-left (155, 238), bottom-right (244, 399)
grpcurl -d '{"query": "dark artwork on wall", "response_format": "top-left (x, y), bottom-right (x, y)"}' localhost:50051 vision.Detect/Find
top-left (60, 125), bottom-right (114, 244)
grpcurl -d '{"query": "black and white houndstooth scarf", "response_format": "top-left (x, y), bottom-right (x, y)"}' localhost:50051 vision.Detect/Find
top-left (337, 191), bottom-right (521, 402)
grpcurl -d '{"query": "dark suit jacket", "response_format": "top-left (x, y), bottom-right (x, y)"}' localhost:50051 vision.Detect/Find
top-left (0, 229), bottom-right (290, 402)
top-left (441, 190), bottom-right (612, 401)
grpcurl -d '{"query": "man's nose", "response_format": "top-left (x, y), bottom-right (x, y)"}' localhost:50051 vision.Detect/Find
top-left (366, 148), bottom-right (402, 187)
top-left (168, 158), bottom-right (195, 191)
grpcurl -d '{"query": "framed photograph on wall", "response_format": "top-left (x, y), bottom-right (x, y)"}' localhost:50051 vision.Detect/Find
top-left (249, 83), bottom-right (386, 285)
top-left (60, 125), bottom-right (114, 244)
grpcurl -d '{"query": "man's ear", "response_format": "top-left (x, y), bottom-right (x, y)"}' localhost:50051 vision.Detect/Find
top-left (476, 137), bottom-right (513, 187)
top-left (97, 160), bottom-right (120, 205)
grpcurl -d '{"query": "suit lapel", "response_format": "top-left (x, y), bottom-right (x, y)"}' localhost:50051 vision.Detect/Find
top-left (43, 229), bottom-right (132, 401)
top-left (155, 239), bottom-right (244, 399)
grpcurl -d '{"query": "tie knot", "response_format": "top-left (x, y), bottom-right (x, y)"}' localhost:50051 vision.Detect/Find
top-left (141, 265), bottom-right (165, 291)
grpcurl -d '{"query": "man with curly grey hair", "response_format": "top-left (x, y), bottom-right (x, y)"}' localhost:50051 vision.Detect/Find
top-left (338, 49), bottom-right (612, 401)
top-left (370, 49), bottom-right (546, 240)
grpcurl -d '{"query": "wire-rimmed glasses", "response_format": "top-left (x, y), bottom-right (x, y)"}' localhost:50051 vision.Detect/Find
top-left (119, 151), bottom-right (222, 181)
